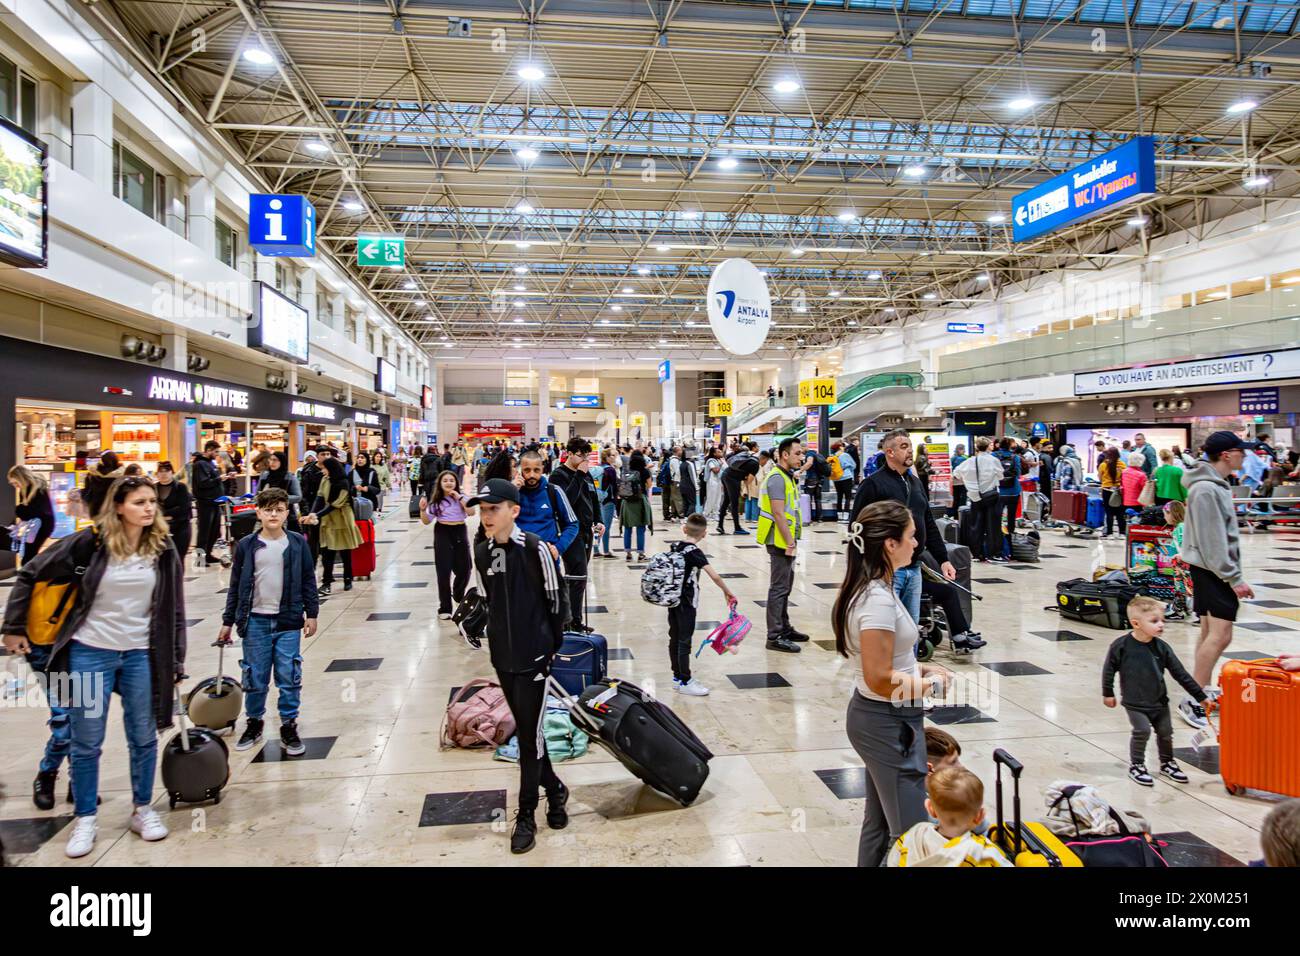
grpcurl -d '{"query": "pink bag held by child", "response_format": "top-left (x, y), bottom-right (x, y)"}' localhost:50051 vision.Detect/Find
top-left (696, 600), bottom-right (752, 657)
top-left (441, 677), bottom-right (517, 749)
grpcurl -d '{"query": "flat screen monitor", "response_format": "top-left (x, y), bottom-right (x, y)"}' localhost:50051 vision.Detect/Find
top-left (0, 118), bottom-right (48, 269)
top-left (248, 281), bottom-right (309, 364)
top-left (376, 358), bottom-right (397, 397)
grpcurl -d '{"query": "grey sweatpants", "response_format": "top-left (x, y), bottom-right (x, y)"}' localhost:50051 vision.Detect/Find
top-left (1126, 705), bottom-right (1174, 767)
top-left (845, 691), bottom-right (929, 867)
top-left (765, 544), bottom-right (795, 639)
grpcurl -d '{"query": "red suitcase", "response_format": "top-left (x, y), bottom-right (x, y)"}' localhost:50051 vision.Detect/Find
top-left (1219, 658), bottom-right (1300, 798)
top-left (352, 518), bottom-right (376, 580)
top-left (1052, 490), bottom-right (1087, 525)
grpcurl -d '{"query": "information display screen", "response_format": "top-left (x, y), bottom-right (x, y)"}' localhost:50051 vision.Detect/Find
top-left (0, 118), bottom-right (48, 268)
top-left (248, 282), bottom-right (309, 364)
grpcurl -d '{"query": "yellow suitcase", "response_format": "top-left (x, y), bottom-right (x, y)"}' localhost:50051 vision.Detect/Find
top-left (987, 748), bottom-right (1083, 867)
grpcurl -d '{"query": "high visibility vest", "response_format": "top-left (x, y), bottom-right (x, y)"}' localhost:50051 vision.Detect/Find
top-left (756, 467), bottom-right (801, 549)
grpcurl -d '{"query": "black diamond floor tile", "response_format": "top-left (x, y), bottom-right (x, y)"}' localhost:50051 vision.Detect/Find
top-left (411, 561), bottom-right (435, 566)
top-left (1245, 599), bottom-right (1295, 608)
top-left (813, 582), bottom-right (839, 589)
top-left (727, 672), bottom-right (792, 689)
top-left (980, 661), bottom-right (1053, 677)
top-left (754, 600), bottom-right (797, 608)
top-left (1007, 564), bottom-right (1038, 570)
top-left (974, 578), bottom-right (1012, 585)
top-left (718, 573), bottom-right (748, 579)
top-left (251, 735), bottom-right (338, 762)
top-left (925, 704), bottom-right (996, 725)
top-left (1260, 567), bottom-right (1300, 574)
top-left (1172, 745), bottom-right (1219, 775)
top-left (1031, 629), bottom-right (1093, 642)
top-left (0, 815), bottom-right (74, 854)
top-left (606, 647), bottom-right (635, 661)
top-left (1252, 581), bottom-right (1295, 589)
top-left (1153, 830), bottom-right (1244, 867)
top-left (1220, 649), bottom-right (1275, 660)
top-left (694, 620), bottom-right (721, 631)
top-left (1236, 621), bottom-right (1294, 632)
top-left (325, 658), bottom-right (383, 672)
top-left (419, 789), bottom-right (508, 827)
top-left (367, 612), bottom-right (410, 621)
top-left (814, 767), bottom-right (867, 800)
top-left (814, 551), bottom-right (840, 556)
top-left (184, 618), bottom-right (204, 628)
top-left (391, 581), bottom-right (428, 588)
top-left (734, 545), bottom-right (762, 550)
top-left (814, 639), bottom-right (838, 652)
top-left (1039, 554), bottom-right (1066, 558)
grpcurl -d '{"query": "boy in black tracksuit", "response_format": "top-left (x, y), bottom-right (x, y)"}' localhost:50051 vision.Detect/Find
top-left (1102, 595), bottom-right (1207, 788)
top-left (468, 478), bottom-right (571, 854)
top-left (667, 514), bottom-right (736, 696)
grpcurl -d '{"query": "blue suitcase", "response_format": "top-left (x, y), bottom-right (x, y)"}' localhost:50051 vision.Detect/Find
top-left (1085, 497), bottom-right (1105, 528)
top-left (552, 631), bottom-right (608, 696)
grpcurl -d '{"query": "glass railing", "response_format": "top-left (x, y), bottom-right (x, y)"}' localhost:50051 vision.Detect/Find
top-left (443, 389), bottom-right (537, 405)
top-left (728, 395), bottom-right (798, 429)
top-left (936, 286), bottom-right (1300, 389)
top-left (774, 372), bottom-right (927, 438)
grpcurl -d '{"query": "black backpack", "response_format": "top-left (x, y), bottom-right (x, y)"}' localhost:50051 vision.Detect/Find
top-left (998, 454), bottom-right (1018, 490)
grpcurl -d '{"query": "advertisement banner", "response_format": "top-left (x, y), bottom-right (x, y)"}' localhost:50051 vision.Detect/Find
top-left (805, 409), bottom-right (821, 454)
top-left (1065, 426), bottom-right (1190, 474)
top-left (1074, 348), bottom-right (1300, 395)
top-left (1240, 387), bottom-right (1279, 415)
top-left (921, 438), bottom-right (953, 507)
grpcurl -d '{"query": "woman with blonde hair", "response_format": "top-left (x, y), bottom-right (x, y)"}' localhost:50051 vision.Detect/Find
top-left (1, 475), bottom-right (187, 857)
top-left (7, 464), bottom-right (54, 563)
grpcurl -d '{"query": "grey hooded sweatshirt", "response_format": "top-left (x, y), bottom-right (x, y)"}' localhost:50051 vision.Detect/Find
top-left (1180, 461), bottom-right (1243, 587)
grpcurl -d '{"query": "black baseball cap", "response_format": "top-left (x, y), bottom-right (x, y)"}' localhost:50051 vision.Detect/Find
top-left (467, 478), bottom-right (520, 507)
top-left (1204, 431), bottom-right (1259, 456)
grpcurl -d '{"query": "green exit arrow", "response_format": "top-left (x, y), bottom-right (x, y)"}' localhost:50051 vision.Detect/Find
top-left (357, 234), bottom-right (405, 267)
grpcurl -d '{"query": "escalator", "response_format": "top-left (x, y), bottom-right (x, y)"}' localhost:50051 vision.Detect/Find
top-left (773, 372), bottom-right (928, 442)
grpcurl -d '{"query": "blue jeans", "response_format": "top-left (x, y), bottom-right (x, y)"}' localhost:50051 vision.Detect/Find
top-left (745, 497), bottom-right (759, 521)
top-left (26, 642), bottom-right (71, 773)
top-left (893, 565), bottom-right (922, 624)
top-left (623, 525), bottom-right (646, 553)
top-left (600, 501), bottom-right (617, 554)
top-left (240, 614), bottom-right (303, 721)
top-left (65, 642), bottom-right (156, 817)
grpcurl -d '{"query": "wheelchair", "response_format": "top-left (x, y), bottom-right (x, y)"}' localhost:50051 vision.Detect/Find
top-left (915, 594), bottom-right (950, 663)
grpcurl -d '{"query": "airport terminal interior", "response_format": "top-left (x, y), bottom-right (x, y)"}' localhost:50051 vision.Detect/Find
top-left (1, 0), bottom-right (1300, 874)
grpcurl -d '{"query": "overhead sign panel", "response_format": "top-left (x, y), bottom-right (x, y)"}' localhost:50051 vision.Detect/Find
top-left (947, 322), bottom-right (985, 334)
top-left (357, 234), bottom-right (405, 267)
top-left (1012, 136), bottom-right (1156, 243)
top-left (708, 398), bottom-right (734, 417)
top-left (799, 377), bottom-right (837, 406)
top-left (1075, 348), bottom-right (1300, 395)
top-left (249, 194), bottom-right (316, 257)
top-left (706, 258), bottom-right (772, 355)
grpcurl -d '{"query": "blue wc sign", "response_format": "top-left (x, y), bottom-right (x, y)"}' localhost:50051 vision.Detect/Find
top-left (248, 194), bottom-right (316, 257)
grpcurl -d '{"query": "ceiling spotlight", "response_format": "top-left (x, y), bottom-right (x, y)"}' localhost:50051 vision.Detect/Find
top-left (883, 306), bottom-right (896, 313)
top-left (403, 280), bottom-right (416, 290)
top-left (515, 200), bottom-right (536, 214)
top-left (656, 244), bottom-right (671, 252)
top-left (611, 304), bottom-right (623, 312)
top-left (636, 267), bottom-right (651, 275)
top-left (1244, 174), bottom-right (1271, 188)
top-left (847, 320), bottom-right (858, 326)
top-left (681, 209), bottom-right (699, 219)
top-left (986, 213), bottom-right (1006, 224)
top-left (303, 140), bottom-right (328, 155)
top-left (513, 265), bottom-right (529, 274)
top-left (827, 290), bottom-right (841, 297)
top-left (622, 286), bottom-right (634, 294)
top-left (514, 241), bottom-right (532, 249)
top-left (790, 247), bottom-right (805, 257)
top-left (342, 200), bottom-right (363, 213)
top-left (413, 299), bottom-right (426, 306)
top-left (242, 46), bottom-right (275, 66)
top-left (517, 64), bottom-right (546, 83)
top-left (1126, 216), bottom-right (1148, 227)
top-left (515, 147), bottom-right (540, 162)
top-left (513, 284), bottom-right (526, 292)
top-left (923, 292), bottom-right (937, 300)
top-left (600, 319), bottom-right (610, 325)
top-left (837, 210), bottom-right (856, 222)
top-left (717, 156), bottom-right (739, 170)
top-left (902, 165), bottom-right (926, 178)
top-left (868, 271), bottom-right (882, 280)
top-left (512, 336), bottom-right (522, 342)
top-left (975, 273), bottom-right (990, 282)
top-left (1007, 96), bottom-right (1037, 110)
top-left (659, 338), bottom-right (668, 345)
top-left (1226, 99), bottom-right (1257, 115)
top-left (513, 299), bottom-right (525, 308)
top-left (772, 78), bottom-right (801, 94)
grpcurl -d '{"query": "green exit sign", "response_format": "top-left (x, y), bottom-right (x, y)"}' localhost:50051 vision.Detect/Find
top-left (357, 234), bottom-right (405, 267)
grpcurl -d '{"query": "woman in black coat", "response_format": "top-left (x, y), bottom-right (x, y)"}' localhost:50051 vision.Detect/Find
top-left (154, 460), bottom-right (193, 560)
top-left (7, 465), bottom-right (55, 563)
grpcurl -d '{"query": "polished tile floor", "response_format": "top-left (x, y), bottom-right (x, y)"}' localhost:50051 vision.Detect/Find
top-left (3, 494), bottom-right (1298, 867)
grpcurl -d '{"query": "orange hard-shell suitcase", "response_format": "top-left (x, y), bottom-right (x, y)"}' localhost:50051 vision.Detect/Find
top-left (1219, 658), bottom-right (1300, 798)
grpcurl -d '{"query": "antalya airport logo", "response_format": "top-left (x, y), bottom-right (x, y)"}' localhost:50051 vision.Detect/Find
top-left (706, 258), bottom-right (771, 355)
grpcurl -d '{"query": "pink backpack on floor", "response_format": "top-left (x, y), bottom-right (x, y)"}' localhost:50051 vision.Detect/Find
top-left (696, 600), bottom-right (752, 657)
top-left (441, 678), bottom-right (517, 749)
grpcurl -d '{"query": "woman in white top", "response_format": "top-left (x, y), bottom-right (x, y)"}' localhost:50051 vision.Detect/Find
top-left (833, 499), bottom-right (954, 867)
top-left (703, 446), bottom-right (724, 522)
top-left (2, 475), bottom-right (187, 859)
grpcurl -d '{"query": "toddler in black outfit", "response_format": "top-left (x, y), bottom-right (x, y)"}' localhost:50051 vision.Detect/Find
top-left (1102, 595), bottom-right (1208, 787)
top-left (668, 515), bottom-right (737, 698)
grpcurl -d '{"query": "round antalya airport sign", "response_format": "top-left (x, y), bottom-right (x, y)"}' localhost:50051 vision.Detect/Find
top-left (707, 258), bottom-right (771, 355)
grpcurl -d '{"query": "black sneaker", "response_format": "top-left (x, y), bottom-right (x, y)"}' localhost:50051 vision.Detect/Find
top-left (510, 810), bottom-right (538, 854)
top-left (545, 783), bottom-right (570, 830)
top-left (784, 629), bottom-right (810, 643)
top-left (317, 584), bottom-right (332, 596)
top-left (280, 720), bottom-right (306, 757)
top-left (343, 581), bottom-right (353, 592)
top-left (1129, 764), bottom-right (1154, 787)
top-left (765, 636), bottom-right (801, 653)
top-left (952, 631), bottom-right (987, 650)
top-left (1160, 761), bottom-right (1189, 784)
top-left (33, 769), bottom-right (56, 811)
top-left (235, 718), bottom-right (264, 751)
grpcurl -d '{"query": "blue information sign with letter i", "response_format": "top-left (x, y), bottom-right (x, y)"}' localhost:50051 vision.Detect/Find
top-left (249, 194), bottom-right (316, 257)
top-left (1012, 137), bottom-right (1156, 243)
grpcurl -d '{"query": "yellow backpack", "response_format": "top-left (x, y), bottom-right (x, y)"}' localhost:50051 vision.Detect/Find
top-left (25, 531), bottom-right (98, 646)
top-left (829, 454), bottom-right (844, 481)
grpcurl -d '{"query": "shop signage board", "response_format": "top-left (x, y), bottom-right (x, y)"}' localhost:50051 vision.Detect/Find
top-left (569, 395), bottom-right (601, 408)
top-left (248, 194), bottom-right (316, 257)
top-left (357, 235), bottom-right (405, 267)
top-left (291, 400), bottom-right (337, 420)
top-left (1012, 136), bottom-right (1156, 243)
top-left (459, 420), bottom-right (526, 439)
top-left (947, 322), bottom-right (985, 334)
top-left (375, 358), bottom-right (397, 397)
top-left (503, 398), bottom-right (532, 407)
top-left (421, 385), bottom-right (434, 410)
top-left (613, 418), bottom-right (624, 430)
top-left (147, 375), bottom-right (250, 411)
top-left (1075, 347), bottom-right (1300, 395)
top-left (706, 258), bottom-right (772, 355)
top-left (1240, 387), bottom-right (1279, 415)
top-left (799, 377), bottom-right (837, 406)
top-left (708, 397), bottom-right (734, 417)
top-left (354, 412), bottom-right (382, 426)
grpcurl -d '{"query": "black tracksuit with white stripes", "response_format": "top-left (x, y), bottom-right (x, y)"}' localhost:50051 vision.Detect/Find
top-left (473, 526), bottom-right (569, 812)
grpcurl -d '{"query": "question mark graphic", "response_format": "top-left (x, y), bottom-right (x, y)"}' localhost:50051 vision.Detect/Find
top-left (1264, 354), bottom-right (1275, 375)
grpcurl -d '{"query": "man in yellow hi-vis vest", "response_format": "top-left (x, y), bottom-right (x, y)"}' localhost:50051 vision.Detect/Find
top-left (757, 437), bottom-right (806, 653)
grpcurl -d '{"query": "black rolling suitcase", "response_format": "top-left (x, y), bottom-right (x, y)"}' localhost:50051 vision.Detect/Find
top-left (936, 516), bottom-right (960, 546)
top-left (1054, 577), bottom-right (1141, 630)
top-left (958, 504), bottom-right (981, 551)
top-left (161, 702), bottom-right (230, 808)
top-left (946, 543), bottom-right (974, 625)
top-left (549, 676), bottom-right (712, 806)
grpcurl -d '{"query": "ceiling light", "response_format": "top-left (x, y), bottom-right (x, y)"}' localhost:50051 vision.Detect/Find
top-left (600, 319), bottom-right (609, 325)
top-left (517, 64), bottom-right (546, 83)
top-left (1126, 216), bottom-right (1148, 227)
top-left (443, 342), bottom-right (455, 348)
top-left (1226, 99), bottom-right (1257, 115)
top-left (847, 320), bottom-right (858, 326)
top-left (622, 286), bottom-right (634, 294)
top-left (1007, 96), bottom-right (1037, 110)
top-left (902, 165), bottom-right (926, 178)
top-left (512, 336), bottom-right (522, 342)
top-left (342, 200), bottom-right (363, 212)
top-left (656, 244), bottom-right (671, 252)
top-left (242, 46), bottom-right (274, 66)
top-left (403, 281), bottom-right (416, 290)
top-left (303, 141), bottom-right (328, 155)
top-left (681, 209), bottom-right (699, 219)
top-left (515, 200), bottom-right (536, 214)
top-left (868, 271), bottom-right (881, 280)
top-left (512, 317), bottom-right (524, 324)
top-left (975, 273), bottom-right (990, 282)
top-left (611, 305), bottom-right (623, 312)
top-left (636, 267), bottom-right (650, 275)
top-left (514, 241), bottom-right (532, 249)
top-left (513, 265), bottom-right (529, 274)
top-left (685, 320), bottom-right (696, 327)
top-left (986, 213), bottom-right (1006, 224)
top-left (717, 156), bottom-right (738, 170)
top-left (515, 147), bottom-right (539, 162)
top-left (837, 210), bottom-right (856, 222)
top-left (773, 78), bottom-right (801, 94)
top-left (923, 292), bottom-right (937, 300)
top-left (828, 290), bottom-right (841, 297)
top-left (1244, 174), bottom-right (1271, 188)
top-left (586, 337), bottom-right (595, 343)
top-left (439, 334), bottom-right (448, 340)
top-left (512, 344), bottom-right (521, 349)
top-left (513, 299), bottom-right (525, 308)
top-left (659, 338), bottom-right (668, 345)
top-left (883, 307), bottom-right (896, 313)
top-left (758, 271), bottom-right (768, 278)
top-left (513, 284), bottom-right (526, 292)
top-left (790, 247), bottom-right (805, 257)
top-left (413, 299), bottom-right (426, 306)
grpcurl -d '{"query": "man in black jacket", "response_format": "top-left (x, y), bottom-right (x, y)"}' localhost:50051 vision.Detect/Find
top-left (418, 446), bottom-right (444, 497)
top-left (850, 429), bottom-right (956, 623)
top-left (192, 441), bottom-right (228, 567)
top-left (549, 437), bottom-right (603, 632)
top-left (717, 447), bottom-right (759, 535)
top-left (469, 479), bottom-right (570, 855)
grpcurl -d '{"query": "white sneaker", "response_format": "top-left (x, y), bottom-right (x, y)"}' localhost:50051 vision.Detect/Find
top-left (65, 816), bottom-right (97, 858)
top-left (1177, 697), bottom-right (1208, 729)
top-left (129, 806), bottom-right (169, 842)
top-left (675, 678), bottom-right (710, 697)
top-left (438, 612), bottom-right (452, 621)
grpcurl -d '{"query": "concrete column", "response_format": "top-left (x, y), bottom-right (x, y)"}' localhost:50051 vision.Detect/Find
top-left (188, 176), bottom-right (216, 258)
top-left (330, 296), bottom-right (345, 334)
top-left (661, 372), bottom-right (678, 447)
top-left (537, 367), bottom-right (550, 439)
top-left (71, 82), bottom-right (113, 193)
top-left (163, 174), bottom-right (186, 237)
top-left (299, 268), bottom-right (318, 324)
top-left (287, 365), bottom-right (299, 397)
top-left (162, 329), bottom-right (187, 373)
top-left (254, 253), bottom-right (277, 286)
top-left (37, 81), bottom-right (71, 168)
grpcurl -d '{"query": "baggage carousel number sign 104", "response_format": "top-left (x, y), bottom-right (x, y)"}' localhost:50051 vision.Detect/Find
top-left (799, 378), bottom-right (836, 406)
